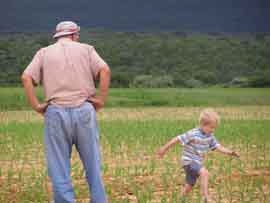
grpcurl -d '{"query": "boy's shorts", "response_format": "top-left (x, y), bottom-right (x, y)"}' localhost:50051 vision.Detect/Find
top-left (183, 161), bottom-right (202, 186)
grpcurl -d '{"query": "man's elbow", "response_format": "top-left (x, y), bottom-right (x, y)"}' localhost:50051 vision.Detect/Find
top-left (21, 73), bottom-right (29, 82)
top-left (101, 66), bottom-right (111, 75)
top-left (21, 73), bottom-right (33, 85)
top-left (99, 66), bottom-right (111, 78)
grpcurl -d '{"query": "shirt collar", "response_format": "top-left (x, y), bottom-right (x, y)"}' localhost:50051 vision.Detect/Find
top-left (57, 37), bottom-right (73, 43)
top-left (198, 128), bottom-right (212, 137)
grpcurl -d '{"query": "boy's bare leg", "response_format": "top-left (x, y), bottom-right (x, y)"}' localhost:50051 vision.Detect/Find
top-left (182, 183), bottom-right (193, 195)
top-left (199, 167), bottom-right (209, 201)
top-left (181, 183), bottom-right (193, 202)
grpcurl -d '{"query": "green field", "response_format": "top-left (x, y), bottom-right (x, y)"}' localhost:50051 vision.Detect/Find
top-left (0, 87), bottom-right (270, 110)
top-left (0, 88), bottom-right (270, 202)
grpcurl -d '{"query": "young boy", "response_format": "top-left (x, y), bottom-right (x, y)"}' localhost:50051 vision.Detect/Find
top-left (156, 108), bottom-right (239, 203)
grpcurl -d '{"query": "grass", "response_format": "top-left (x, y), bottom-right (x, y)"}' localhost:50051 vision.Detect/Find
top-left (0, 87), bottom-right (270, 110)
top-left (0, 87), bottom-right (269, 202)
top-left (0, 107), bottom-right (269, 202)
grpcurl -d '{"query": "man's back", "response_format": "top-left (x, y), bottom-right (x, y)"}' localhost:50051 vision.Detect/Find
top-left (24, 38), bottom-right (107, 107)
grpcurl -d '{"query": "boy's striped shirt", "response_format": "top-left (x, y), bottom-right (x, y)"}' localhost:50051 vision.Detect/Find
top-left (177, 128), bottom-right (220, 166)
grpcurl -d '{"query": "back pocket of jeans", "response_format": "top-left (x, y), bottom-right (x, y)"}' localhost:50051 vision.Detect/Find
top-left (45, 111), bottom-right (61, 136)
top-left (79, 108), bottom-right (92, 127)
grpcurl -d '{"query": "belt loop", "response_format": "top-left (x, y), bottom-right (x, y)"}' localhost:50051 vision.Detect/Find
top-left (47, 98), bottom-right (54, 105)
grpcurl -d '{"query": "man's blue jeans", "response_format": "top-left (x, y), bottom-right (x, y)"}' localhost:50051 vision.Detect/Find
top-left (44, 102), bottom-right (107, 203)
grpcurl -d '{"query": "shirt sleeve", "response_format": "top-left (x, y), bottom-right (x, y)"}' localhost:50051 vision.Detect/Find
top-left (23, 49), bottom-right (43, 85)
top-left (177, 130), bottom-right (194, 145)
top-left (209, 136), bottom-right (220, 150)
top-left (89, 46), bottom-right (108, 79)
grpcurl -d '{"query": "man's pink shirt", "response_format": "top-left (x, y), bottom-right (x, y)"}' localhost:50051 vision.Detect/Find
top-left (24, 38), bottom-right (108, 107)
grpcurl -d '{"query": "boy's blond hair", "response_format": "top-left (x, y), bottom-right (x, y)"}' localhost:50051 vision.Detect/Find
top-left (199, 108), bottom-right (220, 126)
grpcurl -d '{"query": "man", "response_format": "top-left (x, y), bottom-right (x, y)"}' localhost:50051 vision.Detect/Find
top-left (21, 21), bottom-right (110, 203)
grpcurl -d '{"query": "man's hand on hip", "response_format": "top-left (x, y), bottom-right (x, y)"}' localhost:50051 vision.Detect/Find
top-left (21, 73), bottom-right (49, 116)
top-left (90, 66), bottom-right (110, 112)
top-left (34, 102), bottom-right (49, 115)
top-left (88, 96), bottom-right (105, 112)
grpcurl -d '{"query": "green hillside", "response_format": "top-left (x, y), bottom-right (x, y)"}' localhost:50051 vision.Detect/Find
top-left (0, 31), bottom-right (270, 87)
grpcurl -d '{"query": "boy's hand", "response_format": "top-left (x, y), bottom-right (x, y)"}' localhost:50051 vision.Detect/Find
top-left (216, 145), bottom-right (240, 158)
top-left (156, 137), bottom-right (179, 159)
top-left (231, 151), bottom-right (240, 158)
top-left (156, 148), bottom-right (166, 159)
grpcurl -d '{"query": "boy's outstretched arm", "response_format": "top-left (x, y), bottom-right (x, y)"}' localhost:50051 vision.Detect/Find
top-left (216, 145), bottom-right (239, 157)
top-left (156, 136), bottom-right (180, 158)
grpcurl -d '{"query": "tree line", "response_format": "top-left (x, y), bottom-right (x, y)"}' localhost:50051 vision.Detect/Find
top-left (0, 31), bottom-right (270, 87)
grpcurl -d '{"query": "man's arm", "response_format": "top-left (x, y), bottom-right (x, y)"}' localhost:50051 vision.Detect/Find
top-left (156, 136), bottom-right (180, 158)
top-left (98, 65), bottom-right (111, 102)
top-left (216, 145), bottom-right (239, 157)
top-left (21, 73), bottom-right (48, 114)
top-left (89, 65), bottom-right (111, 111)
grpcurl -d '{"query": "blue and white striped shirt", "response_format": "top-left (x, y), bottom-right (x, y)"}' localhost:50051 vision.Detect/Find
top-left (178, 128), bottom-right (220, 166)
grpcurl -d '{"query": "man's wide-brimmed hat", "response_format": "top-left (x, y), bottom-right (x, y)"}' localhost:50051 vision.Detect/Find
top-left (53, 21), bottom-right (80, 39)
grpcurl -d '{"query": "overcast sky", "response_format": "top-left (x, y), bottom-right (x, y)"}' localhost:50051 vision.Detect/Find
top-left (1, 0), bottom-right (270, 32)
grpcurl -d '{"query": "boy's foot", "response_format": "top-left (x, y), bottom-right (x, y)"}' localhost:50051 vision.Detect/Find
top-left (202, 197), bottom-right (210, 203)
top-left (180, 197), bottom-right (187, 203)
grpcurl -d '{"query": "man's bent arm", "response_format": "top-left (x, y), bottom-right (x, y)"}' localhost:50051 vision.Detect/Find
top-left (21, 73), bottom-right (47, 114)
top-left (98, 65), bottom-right (111, 102)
